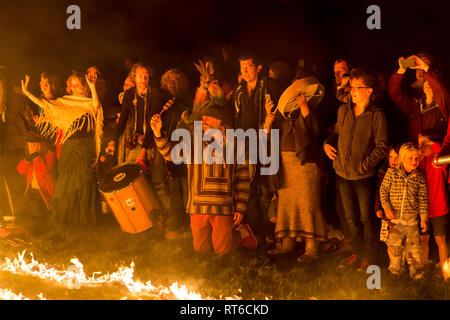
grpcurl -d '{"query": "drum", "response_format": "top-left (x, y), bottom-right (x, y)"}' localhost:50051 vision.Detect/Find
top-left (98, 163), bottom-right (161, 234)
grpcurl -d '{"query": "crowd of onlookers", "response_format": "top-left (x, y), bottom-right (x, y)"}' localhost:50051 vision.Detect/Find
top-left (1, 46), bottom-right (450, 281)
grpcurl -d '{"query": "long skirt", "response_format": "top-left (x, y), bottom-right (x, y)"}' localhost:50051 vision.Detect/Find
top-left (51, 137), bottom-right (100, 229)
top-left (275, 152), bottom-right (327, 242)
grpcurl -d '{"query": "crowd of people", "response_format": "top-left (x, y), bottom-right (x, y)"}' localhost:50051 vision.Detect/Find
top-left (0, 47), bottom-right (449, 281)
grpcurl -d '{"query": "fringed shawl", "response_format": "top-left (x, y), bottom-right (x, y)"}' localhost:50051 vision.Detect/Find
top-left (36, 95), bottom-right (103, 162)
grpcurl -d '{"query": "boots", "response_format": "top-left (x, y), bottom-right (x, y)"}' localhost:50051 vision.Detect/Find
top-left (297, 239), bottom-right (319, 263)
top-left (267, 237), bottom-right (294, 255)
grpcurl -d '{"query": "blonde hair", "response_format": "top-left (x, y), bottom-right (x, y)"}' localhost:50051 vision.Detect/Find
top-left (398, 142), bottom-right (419, 165)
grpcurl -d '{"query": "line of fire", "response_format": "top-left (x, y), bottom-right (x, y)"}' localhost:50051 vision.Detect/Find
top-left (0, 0), bottom-right (449, 303)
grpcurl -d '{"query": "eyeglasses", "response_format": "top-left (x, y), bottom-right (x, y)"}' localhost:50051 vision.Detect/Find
top-left (350, 86), bottom-right (370, 90)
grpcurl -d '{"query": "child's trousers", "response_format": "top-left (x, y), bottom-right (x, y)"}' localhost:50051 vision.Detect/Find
top-left (387, 221), bottom-right (423, 278)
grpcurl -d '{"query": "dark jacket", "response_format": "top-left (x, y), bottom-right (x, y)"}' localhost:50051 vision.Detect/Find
top-left (388, 71), bottom-right (449, 142)
top-left (233, 76), bottom-right (282, 131)
top-left (5, 89), bottom-right (35, 152)
top-left (325, 102), bottom-right (389, 181)
top-left (113, 86), bottom-right (162, 149)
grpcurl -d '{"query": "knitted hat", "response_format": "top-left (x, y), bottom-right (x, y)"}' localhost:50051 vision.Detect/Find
top-left (201, 103), bottom-right (235, 129)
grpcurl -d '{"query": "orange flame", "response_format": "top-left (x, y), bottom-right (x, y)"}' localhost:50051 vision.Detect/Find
top-left (442, 258), bottom-right (450, 280)
top-left (0, 251), bottom-right (242, 300)
top-left (0, 288), bottom-right (46, 300)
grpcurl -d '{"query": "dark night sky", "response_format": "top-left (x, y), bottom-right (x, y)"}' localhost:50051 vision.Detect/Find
top-left (0, 0), bottom-right (449, 91)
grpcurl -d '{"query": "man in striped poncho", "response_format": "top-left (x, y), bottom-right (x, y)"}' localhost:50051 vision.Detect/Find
top-left (150, 103), bottom-right (257, 254)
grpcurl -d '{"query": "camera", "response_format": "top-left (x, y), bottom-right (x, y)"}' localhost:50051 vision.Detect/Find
top-left (400, 58), bottom-right (416, 68)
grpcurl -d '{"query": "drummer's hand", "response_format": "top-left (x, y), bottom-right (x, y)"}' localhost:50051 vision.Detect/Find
top-left (106, 140), bottom-right (115, 155)
top-left (151, 114), bottom-right (162, 138)
top-left (233, 212), bottom-right (244, 227)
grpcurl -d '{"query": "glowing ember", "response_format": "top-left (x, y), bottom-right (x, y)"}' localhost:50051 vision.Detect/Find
top-left (442, 258), bottom-right (450, 280)
top-left (0, 251), bottom-right (240, 300)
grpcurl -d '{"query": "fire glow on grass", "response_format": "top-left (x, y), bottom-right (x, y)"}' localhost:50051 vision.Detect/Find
top-left (0, 251), bottom-right (242, 300)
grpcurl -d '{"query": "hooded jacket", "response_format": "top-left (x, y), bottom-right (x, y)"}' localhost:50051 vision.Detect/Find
top-left (380, 166), bottom-right (428, 224)
top-left (325, 102), bottom-right (389, 180)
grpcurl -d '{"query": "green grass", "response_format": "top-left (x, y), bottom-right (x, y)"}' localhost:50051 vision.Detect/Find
top-left (0, 216), bottom-right (449, 300)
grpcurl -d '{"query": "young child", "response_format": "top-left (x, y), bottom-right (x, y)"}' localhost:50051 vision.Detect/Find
top-left (17, 132), bottom-right (57, 234)
top-left (375, 145), bottom-right (400, 243)
top-left (418, 131), bottom-right (449, 278)
top-left (380, 142), bottom-right (428, 279)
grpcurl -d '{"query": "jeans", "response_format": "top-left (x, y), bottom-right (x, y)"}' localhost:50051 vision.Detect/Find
top-left (336, 175), bottom-right (378, 260)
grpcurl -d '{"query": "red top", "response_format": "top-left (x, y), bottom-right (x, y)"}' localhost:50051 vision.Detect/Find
top-left (17, 150), bottom-right (57, 210)
top-left (419, 143), bottom-right (449, 218)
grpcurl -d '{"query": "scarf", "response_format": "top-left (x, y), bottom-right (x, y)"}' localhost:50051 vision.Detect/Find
top-left (36, 95), bottom-right (104, 161)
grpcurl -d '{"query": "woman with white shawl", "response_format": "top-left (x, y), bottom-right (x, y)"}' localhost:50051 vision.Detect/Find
top-left (21, 72), bottom-right (103, 230)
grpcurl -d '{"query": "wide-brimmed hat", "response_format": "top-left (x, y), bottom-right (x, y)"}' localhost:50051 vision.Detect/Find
top-left (276, 76), bottom-right (325, 119)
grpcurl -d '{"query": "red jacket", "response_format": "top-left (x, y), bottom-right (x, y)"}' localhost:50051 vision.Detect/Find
top-left (17, 150), bottom-right (57, 209)
top-left (418, 143), bottom-right (449, 218)
top-left (388, 69), bottom-right (450, 142)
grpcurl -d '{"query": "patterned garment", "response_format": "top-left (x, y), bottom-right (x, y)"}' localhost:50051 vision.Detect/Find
top-left (155, 134), bottom-right (250, 216)
top-left (387, 222), bottom-right (423, 278)
top-left (380, 166), bottom-right (428, 224)
top-left (275, 152), bottom-right (327, 241)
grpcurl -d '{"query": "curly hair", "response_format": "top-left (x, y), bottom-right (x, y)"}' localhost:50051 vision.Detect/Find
top-left (160, 68), bottom-right (189, 93)
top-left (130, 62), bottom-right (152, 84)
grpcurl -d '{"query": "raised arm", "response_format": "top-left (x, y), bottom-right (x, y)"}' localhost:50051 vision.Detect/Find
top-left (21, 75), bottom-right (44, 109)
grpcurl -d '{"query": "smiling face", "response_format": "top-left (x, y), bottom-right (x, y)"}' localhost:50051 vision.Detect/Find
top-left (239, 59), bottom-right (261, 84)
top-left (69, 76), bottom-right (87, 96)
top-left (388, 149), bottom-right (399, 168)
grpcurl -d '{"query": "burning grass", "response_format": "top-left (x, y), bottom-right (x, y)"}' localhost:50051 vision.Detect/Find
top-left (1, 216), bottom-right (450, 300)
